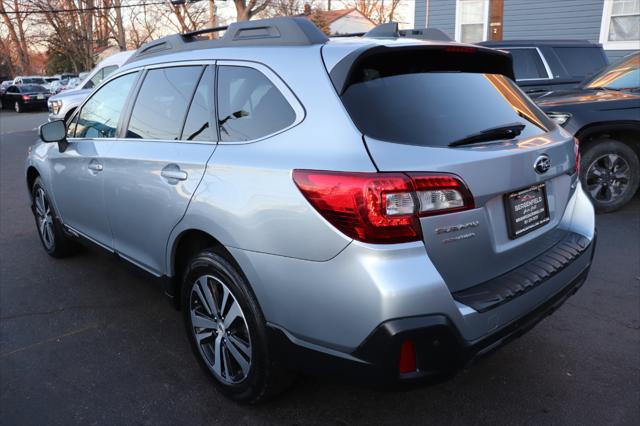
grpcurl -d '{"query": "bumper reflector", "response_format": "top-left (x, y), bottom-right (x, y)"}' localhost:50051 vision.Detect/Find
top-left (399, 340), bottom-right (417, 374)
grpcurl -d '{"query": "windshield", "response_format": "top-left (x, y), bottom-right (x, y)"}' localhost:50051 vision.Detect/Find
top-left (342, 71), bottom-right (553, 147)
top-left (585, 53), bottom-right (640, 90)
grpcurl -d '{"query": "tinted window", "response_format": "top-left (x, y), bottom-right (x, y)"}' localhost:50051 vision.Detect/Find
top-left (23, 78), bottom-right (45, 84)
top-left (7, 86), bottom-right (17, 93)
top-left (126, 66), bottom-right (201, 140)
top-left (555, 47), bottom-right (608, 77)
top-left (181, 66), bottom-right (216, 142)
top-left (19, 85), bottom-right (46, 92)
top-left (84, 65), bottom-right (119, 89)
top-left (341, 72), bottom-right (552, 147)
top-left (72, 72), bottom-right (138, 139)
top-left (507, 48), bottom-right (548, 80)
top-left (217, 66), bottom-right (296, 142)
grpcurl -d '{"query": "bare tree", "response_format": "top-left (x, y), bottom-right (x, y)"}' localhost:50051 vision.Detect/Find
top-left (233, 0), bottom-right (271, 22)
top-left (261, 0), bottom-right (308, 17)
top-left (341, 0), bottom-right (402, 24)
top-left (0, 0), bottom-right (33, 73)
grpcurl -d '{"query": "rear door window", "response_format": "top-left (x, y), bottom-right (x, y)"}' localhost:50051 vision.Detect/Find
top-left (216, 66), bottom-right (296, 142)
top-left (506, 48), bottom-right (549, 80)
top-left (554, 47), bottom-right (608, 78)
top-left (126, 66), bottom-right (202, 140)
top-left (181, 66), bottom-right (216, 142)
top-left (341, 70), bottom-right (553, 147)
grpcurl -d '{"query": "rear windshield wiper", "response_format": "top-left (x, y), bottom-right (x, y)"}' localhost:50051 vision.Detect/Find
top-left (448, 122), bottom-right (526, 147)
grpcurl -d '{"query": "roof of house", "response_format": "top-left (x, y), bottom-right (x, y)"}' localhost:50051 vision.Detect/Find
top-left (303, 8), bottom-right (376, 26)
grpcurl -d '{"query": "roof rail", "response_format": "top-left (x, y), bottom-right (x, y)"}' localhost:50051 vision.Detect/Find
top-left (126, 17), bottom-right (329, 64)
top-left (332, 22), bottom-right (452, 41)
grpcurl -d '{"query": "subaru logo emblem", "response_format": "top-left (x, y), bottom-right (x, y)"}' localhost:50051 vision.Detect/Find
top-left (534, 155), bottom-right (551, 174)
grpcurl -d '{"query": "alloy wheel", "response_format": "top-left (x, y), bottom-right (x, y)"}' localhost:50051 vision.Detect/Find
top-left (14, 102), bottom-right (20, 113)
top-left (585, 153), bottom-right (631, 203)
top-left (34, 187), bottom-right (55, 250)
top-left (190, 274), bottom-right (252, 384)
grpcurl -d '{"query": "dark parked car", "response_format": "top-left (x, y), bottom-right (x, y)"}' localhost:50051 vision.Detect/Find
top-left (536, 52), bottom-right (640, 213)
top-left (478, 40), bottom-right (609, 97)
top-left (0, 84), bottom-right (51, 113)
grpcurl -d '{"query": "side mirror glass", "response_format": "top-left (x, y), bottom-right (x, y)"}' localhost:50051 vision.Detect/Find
top-left (39, 120), bottom-right (66, 143)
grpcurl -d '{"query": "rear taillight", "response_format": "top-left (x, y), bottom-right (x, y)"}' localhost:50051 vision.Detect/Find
top-left (292, 170), bottom-right (474, 244)
top-left (22, 95), bottom-right (29, 101)
top-left (573, 137), bottom-right (581, 174)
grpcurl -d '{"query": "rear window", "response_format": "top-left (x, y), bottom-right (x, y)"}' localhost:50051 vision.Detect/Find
top-left (341, 71), bottom-right (553, 147)
top-left (19, 85), bottom-right (46, 92)
top-left (507, 48), bottom-right (549, 80)
top-left (554, 47), bottom-right (608, 77)
top-left (23, 78), bottom-right (45, 84)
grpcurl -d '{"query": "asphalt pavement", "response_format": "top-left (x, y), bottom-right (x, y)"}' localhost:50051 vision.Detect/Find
top-left (1, 110), bottom-right (639, 425)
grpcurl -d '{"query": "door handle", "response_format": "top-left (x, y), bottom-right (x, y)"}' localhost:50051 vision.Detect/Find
top-left (88, 160), bottom-right (103, 172)
top-left (161, 164), bottom-right (188, 182)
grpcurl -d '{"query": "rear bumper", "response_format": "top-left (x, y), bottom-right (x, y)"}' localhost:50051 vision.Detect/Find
top-left (268, 234), bottom-right (595, 385)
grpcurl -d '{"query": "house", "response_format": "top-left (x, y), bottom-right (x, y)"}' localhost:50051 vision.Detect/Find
top-left (303, 7), bottom-right (376, 35)
top-left (413, 0), bottom-right (639, 60)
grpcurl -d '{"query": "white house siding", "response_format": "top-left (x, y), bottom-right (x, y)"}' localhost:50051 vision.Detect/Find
top-left (329, 11), bottom-right (375, 35)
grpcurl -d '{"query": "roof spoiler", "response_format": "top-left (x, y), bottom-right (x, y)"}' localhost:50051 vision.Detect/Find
top-left (329, 45), bottom-right (515, 95)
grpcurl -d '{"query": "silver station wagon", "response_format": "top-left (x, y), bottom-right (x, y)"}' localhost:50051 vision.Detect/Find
top-left (27, 18), bottom-right (596, 403)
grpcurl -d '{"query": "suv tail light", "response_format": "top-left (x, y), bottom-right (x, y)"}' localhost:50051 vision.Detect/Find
top-left (22, 95), bottom-right (30, 101)
top-left (292, 170), bottom-right (474, 244)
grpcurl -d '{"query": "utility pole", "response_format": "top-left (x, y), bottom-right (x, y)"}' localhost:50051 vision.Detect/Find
top-left (209, 0), bottom-right (217, 39)
top-left (328, 0), bottom-right (331, 11)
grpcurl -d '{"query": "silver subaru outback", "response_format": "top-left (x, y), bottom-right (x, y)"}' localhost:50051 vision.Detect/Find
top-left (27, 18), bottom-right (596, 403)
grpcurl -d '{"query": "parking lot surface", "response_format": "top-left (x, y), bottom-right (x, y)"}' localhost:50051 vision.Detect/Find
top-left (1, 111), bottom-right (639, 425)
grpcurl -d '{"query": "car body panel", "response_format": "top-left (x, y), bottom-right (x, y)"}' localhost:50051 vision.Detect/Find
top-left (103, 140), bottom-right (217, 275)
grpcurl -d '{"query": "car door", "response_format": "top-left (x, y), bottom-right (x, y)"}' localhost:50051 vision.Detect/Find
top-left (101, 64), bottom-right (217, 275)
top-left (47, 71), bottom-right (140, 248)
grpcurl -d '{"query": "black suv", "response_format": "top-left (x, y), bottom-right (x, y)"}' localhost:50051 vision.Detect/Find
top-left (536, 53), bottom-right (640, 213)
top-left (478, 40), bottom-right (609, 97)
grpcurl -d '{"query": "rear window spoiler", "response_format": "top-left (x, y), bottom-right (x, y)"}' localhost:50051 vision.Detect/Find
top-left (328, 45), bottom-right (515, 95)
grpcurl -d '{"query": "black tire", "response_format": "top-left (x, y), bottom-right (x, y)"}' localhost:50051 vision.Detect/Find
top-left (31, 177), bottom-right (77, 257)
top-left (580, 139), bottom-right (640, 213)
top-left (181, 249), bottom-right (294, 403)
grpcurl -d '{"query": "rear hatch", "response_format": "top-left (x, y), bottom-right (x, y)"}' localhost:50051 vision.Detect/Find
top-left (331, 44), bottom-right (578, 293)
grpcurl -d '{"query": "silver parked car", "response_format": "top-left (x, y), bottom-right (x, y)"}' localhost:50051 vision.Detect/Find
top-left (27, 18), bottom-right (596, 403)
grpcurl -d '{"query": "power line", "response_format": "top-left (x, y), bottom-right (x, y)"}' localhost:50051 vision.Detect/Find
top-left (0, 1), bottom-right (183, 16)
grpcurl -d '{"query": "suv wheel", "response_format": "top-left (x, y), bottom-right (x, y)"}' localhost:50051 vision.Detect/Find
top-left (181, 250), bottom-right (293, 403)
top-left (581, 139), bottom-right (640, 213)
top-left (31, 177), bottom-right (77, 257)
top-left (14, 101), bottom-right (21, 113)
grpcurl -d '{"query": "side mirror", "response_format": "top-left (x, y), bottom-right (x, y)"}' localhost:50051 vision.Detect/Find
top-left (39, 120), bottom-right (66, 143)
top-left (39, 120), bottom-right (69, 152)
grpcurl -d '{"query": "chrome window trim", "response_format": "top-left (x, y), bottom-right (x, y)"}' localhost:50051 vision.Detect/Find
top-left (215, 59), bottom-right (306, 145)
top-left (499, 46), bottom-right (554, 81)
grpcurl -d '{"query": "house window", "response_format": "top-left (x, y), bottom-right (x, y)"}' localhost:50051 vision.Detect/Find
top-left (600, 0), bottom-right (640, 49)
top-left (455, 0), bottom-right (489, 43)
